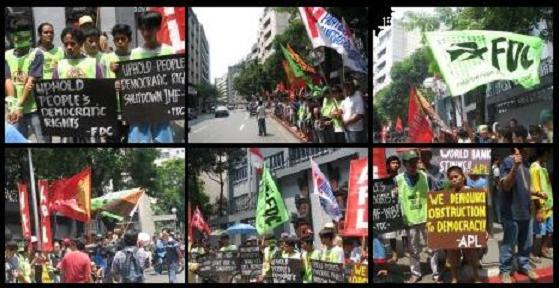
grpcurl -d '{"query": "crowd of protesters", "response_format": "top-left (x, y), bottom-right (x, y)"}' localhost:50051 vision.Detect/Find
top-left (373, 148), bottom-right (553, 283)
top-left (5, 227), bottom-right (185, 283)
top-left (265, 79), bottom-right (368, 143)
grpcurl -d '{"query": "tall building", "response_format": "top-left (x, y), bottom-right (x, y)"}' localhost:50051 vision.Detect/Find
top-left (214, 74), bottom-right (229, 104)
top-left (255, 7), bottom-right (290, 63)
top-left (188, 8), bottom-right (210, 85)
top-left (211, 148), bottom-right (368, 246)
top-left (373, 18), bottom-right (421, 95)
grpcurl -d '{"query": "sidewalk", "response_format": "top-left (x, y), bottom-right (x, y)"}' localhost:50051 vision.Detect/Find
top-left (269, 112), bottom-right (310, 143)
top-left (373, 223), bottom-right (553, 283)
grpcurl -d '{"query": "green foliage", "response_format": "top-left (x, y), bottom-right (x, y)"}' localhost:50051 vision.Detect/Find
top-left (195, 81), bottom-right (218, 105)
top-left (154, 159), bottom-right (185, 222)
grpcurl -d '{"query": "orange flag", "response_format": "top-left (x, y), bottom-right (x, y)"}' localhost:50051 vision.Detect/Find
top-left (49, 167), bottom-right (92, 222)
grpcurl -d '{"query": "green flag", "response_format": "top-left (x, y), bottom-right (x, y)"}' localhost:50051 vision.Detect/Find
top-left (91, 188), bottom-right (144, 221)
top-left (280, 43), bottom-right (306, 78)
top-left (425, 30), bottom-right (544, 96)
top-left (256, 166), bottom-right (290, 235)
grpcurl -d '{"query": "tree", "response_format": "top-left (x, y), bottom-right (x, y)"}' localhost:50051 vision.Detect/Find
top-left (187, 148), bottom-right (244, 217)
top-left (153, 159), bottom-right (185, 226)
top-left (195, 81), bottom-right (218, 106)
top-left (233, 59), bottom-right (267, 100)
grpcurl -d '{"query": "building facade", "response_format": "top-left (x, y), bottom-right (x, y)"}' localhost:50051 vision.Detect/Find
top-left (210, 148), bottom-right (368, 246)
top-left (255, 7), bottom-right (290, 63)
top-left (373, 18), bottom-right (421, 95)
top-left (188, 7), bottom-right (210, 112)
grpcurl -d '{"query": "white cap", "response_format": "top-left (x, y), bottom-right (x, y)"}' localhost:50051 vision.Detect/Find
top-left (79, 15), bottom-right (93, 26)
top-left (324, 222), bottom-right (335, 229)
top-left (31, 236), bottom-right (38, 243)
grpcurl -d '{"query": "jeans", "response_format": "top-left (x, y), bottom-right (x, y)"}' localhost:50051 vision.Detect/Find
top-left (317, 125), bottom-right (335, 143)
top-left (168, 262), bottom-right (179, 283)
top-left (14, 112), bottom-right (47, 143)
top-left (499, 218), bottom-right (533, 274)
top-left (408, 224), bottom-right (427, 277)
top-left (334, 132), bottom-right (346, 143)
top-left (258, 118), bottom-right (267, 135)
top-left (345, 130), bottom-right (365, 143)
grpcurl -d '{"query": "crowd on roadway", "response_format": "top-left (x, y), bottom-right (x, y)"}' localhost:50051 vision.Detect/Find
top-left (268, 79), bottom-right (368, 143)
top-left (188, 223), bottom-right (368, 283)
top-left (373, 148), bottom-right (553, 283)
top-left (375, 112), bottom-right (553, 144)
top-left (5, 227), bottom-right (185, 283)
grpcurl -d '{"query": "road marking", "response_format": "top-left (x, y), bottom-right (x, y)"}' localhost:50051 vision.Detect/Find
top-left (192, 126), bottom-right (207, 134)
top-left (240, 124), bottom-right (245, 131)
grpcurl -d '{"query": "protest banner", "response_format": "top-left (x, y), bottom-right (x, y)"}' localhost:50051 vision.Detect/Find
top-left (372, 178), bottom-right (404, 234)
top-left (372, 148), bottom-right (387, 179)
top-left (17, 181), bottom-right (32, 239)
top-left (311, 260), bottom-right (344, 283)
top-left (239, 246), bottom-right (263, 277)
top-left (212, 251), bottom-right (239, 282)
top-left (436, 148), bottom-right (492, 175)
top-left (425, 30), bottom-right (544, 96)
top-left (426, 189), bottom-right (488, 250)
top-left (271, 258), bottom-right (302, 283)
top-left (347, 263), bottom-right (368, 283)
top-left (196, 254), bottom-right (213, 280)
top-left (34, 78), bottom-right (117, 137)
top-left (117, 54), bottom-right (185, 123)
top-left (344, 158), bottom-right (368, 236)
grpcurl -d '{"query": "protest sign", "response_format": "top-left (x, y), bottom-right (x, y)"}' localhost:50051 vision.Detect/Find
top-left (372, 179), bottom-right (404, 233)
top-left (239, 246), bottom-right (263, 277)
top-left (212, 251), bottom-right (239, 282)
top-left (427, 189), bottom-right (488, 250)
top-left (271, 258), bottom-right (302, 283)
top-left (196, 254), bottom-right (213, 280)
top-left (436, 148), bottom-right (492, 175)
top-left (347, 263), bottom-right (368, 283)
top-left (344, 158), bottom-right (368, 236)
top-left (34, 79), bottom-right (117, 137)
top-left (117, 54), bottom-right (185, 123)
top-left (425, 30), bottom-right (543, 96)
top-left (311, 260), bottom-right (344, 283)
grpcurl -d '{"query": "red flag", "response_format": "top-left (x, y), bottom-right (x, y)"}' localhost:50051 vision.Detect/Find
top-left (250, 148), bottom-right (264, 174)
top-left (38, 180), bottom-right (53, 252)
top-left (191, 206), bottom-right (211, 236)
top-left (150, 7), bottom-right (185, 53)
top-left (372, 148), bottom-right (387, 180)
top-left (343, 158), bottom-right (368, 237)
top-left (408, 87), bottom-right (433, 143)
top-left (395, 116), bottom-right (403, 134)
top-left (18, 181), bottom-right (32, 239)
top-left (49, 167), bottom-right (92, 222)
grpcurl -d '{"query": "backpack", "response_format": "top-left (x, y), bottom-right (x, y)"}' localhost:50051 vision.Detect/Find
top-left (121, 248), bottom-right (143, 283)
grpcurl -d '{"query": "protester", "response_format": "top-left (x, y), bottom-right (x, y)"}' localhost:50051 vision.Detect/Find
top-left (341, 81), bottom-right (365, 143)
top-left (162, 230), bottom-right (184, 283)
top-left (318, 228), bottom-right (344, 264)
top-left (395, 150), bottom-right (428, 283)
top-left (218, 234), bottom-right (238, 252)
top-left (499, 148), bottom-right (538, 283)
top-left (111, 229), bottom-right (148, 283)
top-left (127, 11), bottom-right (175, 143)
top-left (300, 234), bottom-right (320, 283)
top-left (529, 148), bottom-right (553, 260)
top-left (257, 100), bottom-right (267, 136)
top-left (5, 18), bottom-right (46, 142)
top-left (57, 239), bottom-right (92, 283)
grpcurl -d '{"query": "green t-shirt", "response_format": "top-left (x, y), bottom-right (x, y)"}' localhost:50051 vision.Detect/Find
top-left (321, 97), bottom-right (342, 128)
top-left (40, 46), bottom-right (64, 80)
top-left (396, 171), bottom-right (429, 226)
top-left (219, 244), bottom-right (238, 252)
top-left (5, 48), bottom-right (40, 113)
top-left (56, 57), bottom-right (97, 79)
top-left (101, 52), bottom-right (131, 112)
top-left (130, 44), bottom-right (174, 60)
top-left (302, 249), bottom-right (321, 283)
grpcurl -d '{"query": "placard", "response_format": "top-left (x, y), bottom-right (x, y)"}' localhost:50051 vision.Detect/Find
top-left (239, 246), bottom-right (263, 277)
top-left (271, 258), bottom-right (302, 283)
top-left (311, 260), bottom-right (344, 283)
top-left (372, 179), bottom-right (404, 233)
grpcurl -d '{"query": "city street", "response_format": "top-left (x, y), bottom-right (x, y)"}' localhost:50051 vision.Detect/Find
top-left (144, 267), bottom-right (185, 283)
top-left (188, 109), bottom-right (301, 143)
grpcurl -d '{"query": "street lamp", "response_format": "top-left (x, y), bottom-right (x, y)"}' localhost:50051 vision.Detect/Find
top-left (171, 207), bottom-right (177, 233)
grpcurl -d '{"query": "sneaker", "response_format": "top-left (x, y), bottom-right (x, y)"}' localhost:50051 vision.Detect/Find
top-left (520, 269), bottom-right (539, 282)
top-left (500, 273), bottom-right (513, 283)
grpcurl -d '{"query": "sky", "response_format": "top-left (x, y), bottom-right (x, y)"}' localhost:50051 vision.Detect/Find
top-left (192, 7), bottom-right (264, 83)
top-left (391, 7), bottom-right (436, 20)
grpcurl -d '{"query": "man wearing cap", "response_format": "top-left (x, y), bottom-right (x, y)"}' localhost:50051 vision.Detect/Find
top-left (318, 228), bottom-right (344, 264)
top-left (317, 87), bottom-right (338, 143)
top-left (300, 234), bottom-right (321, 283)
top-left (395, 150), bottom-right (429, 283)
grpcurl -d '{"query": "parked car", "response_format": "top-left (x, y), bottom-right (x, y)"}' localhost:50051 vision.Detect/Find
top-left (215, 106), bottom-right (229, 117)
top-left (227, 104), bottom-right (235, 110)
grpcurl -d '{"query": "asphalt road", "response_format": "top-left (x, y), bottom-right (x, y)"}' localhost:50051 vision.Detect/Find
top-left (188, 109), bottom-right (301, 143)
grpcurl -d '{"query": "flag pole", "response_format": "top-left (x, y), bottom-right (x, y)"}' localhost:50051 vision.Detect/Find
top-left (28, 148), bottom-right (42, 251)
